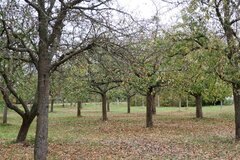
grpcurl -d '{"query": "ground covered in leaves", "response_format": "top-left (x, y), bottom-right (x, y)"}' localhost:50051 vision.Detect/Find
top-left (0, 104), bottom-right (240, 159)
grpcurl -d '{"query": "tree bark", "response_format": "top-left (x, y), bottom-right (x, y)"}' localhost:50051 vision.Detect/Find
top-left (34, 64), bottom-right (50, 160)
top-left (233, 83), bottom-right (240, 140)
top-left (146, 87), bottom-right (154, 127)
top-left (195, 94), bottom-right (203, 118)
top-left (34, 8), bottom-right (50, 158)
top-left (3, 105), bottom-right (8, 124)
top-left (101, 93), bottom-right (108, 121)
top-left (127, 96), bottom-right (131, 113)
top-left (77, 101), bottom-right (82, 117)
top-left (50, 99), bottom-right (54, 112)
top-left (16, 116), bottom-right (34, 142)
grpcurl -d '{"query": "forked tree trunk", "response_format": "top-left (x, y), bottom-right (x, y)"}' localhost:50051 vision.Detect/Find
top-left (195, 94), bottom-right (203, 118)
top-left (127, 96), bottom-right (131, 113)
top-left (233, 83), bottom-right (240, 140)
top-left (50, 99), bottom-right (54, 112)
top-left (146, 87), bottom-right (154, 127)
top-left (16, 116), bottom-right (34, 142)
top-left (101, 93), bottom-right (107, 121)
top-left (1, 87), bottom-right (38, 143)
top-left (77, 101), bottom-right (82, 117)
top-left (3, 105), bottom-right (8, 124)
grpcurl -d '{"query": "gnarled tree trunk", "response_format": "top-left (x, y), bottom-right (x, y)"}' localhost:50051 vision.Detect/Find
top-left (195, 94), bottom-right (203, 118)
top-left (16, 115), bottom-right (35, 142)
top-left (101, 93), bottom-right (108, 121)
top-left (233, 83), bottom-right (240, 139)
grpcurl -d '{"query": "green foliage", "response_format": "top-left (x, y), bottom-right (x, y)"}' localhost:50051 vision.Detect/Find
top-left (122, 35), bottom-right (177, 95)
top-left (169, 12), bottom-right (232, 104)
top-left (83, 46), bottom-right (122, 95)
top-left (130, 95), bottom-right (145, 106)
top-left (60, 59), bottom-right (90, 103)
top-left (107, 88), bottom-right (125, 102)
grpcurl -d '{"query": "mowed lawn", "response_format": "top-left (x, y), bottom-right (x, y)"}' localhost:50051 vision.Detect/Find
top-left (0, 103), bottom-right (239, 159)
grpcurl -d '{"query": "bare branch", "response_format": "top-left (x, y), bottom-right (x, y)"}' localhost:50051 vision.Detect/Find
top-left (0, 85), bottom-right (25, 117)
top-left (50, 42), bottom-right (95, 72)
top-left (24, 0), bottom-right (41, 13)
top-left (0, 71), bottom-right (30, 114)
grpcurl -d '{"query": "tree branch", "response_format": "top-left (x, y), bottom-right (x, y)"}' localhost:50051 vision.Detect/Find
top-left (0, 85), bottom-right (25, 117)
top-left (0, 71), bottom-right (30, 114)
top-left (50, 42), bottom-right (95, 72)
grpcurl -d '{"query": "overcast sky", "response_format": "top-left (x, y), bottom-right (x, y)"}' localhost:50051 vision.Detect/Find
top-left (117, 0), bottom-right (182, 26)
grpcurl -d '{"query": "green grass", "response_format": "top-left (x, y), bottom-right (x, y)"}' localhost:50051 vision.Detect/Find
top-left (0, 103), bottom-right (239, 159)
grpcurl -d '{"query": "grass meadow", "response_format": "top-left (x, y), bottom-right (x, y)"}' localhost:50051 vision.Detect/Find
top-left (0, 103), bottom-right (239, 159)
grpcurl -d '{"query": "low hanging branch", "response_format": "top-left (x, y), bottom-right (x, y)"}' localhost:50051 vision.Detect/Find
top-left (0, 84), bottom-right (25, 117)
top-left (0, 71), bottom-right (29, 114)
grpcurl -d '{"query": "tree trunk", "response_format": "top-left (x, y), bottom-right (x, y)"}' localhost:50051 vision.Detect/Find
top-left (107, 101), bottom-right (110, 112)
top-left (3, 105), bottom-right (8, 124)
top-left (195, 94), bottom-right (203, 118)
top-left (16, 117), bottom-right (34, 142)
top-left (157, 95), bottom-right (160, 108)
top-left (50, 99), bottom-right (54, 112)
top-left (152, 94), bottom-right (156, 115)
top-left (178, 99), bottom-right (181, 111)
top-left (34, 15), bottom-right (50, 159)
top-left (134, 96), bottom-right (137, 106)
top-left (77, 101), bottom-right (82, 117)
top-left (101, 93), bottom-right (108, 121)
top-left (116, 98), bottom-right (119, 106)
top-left (127, 96), bottom-right (131, 113)
top-left (146, 88), bottom-right (154, 127)
top-left (233, 83), bottom-right (240, 140)
top-left (62, 98), bottom-right (65, 107)
top-left (34, 64), bottom-right (50, 160)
